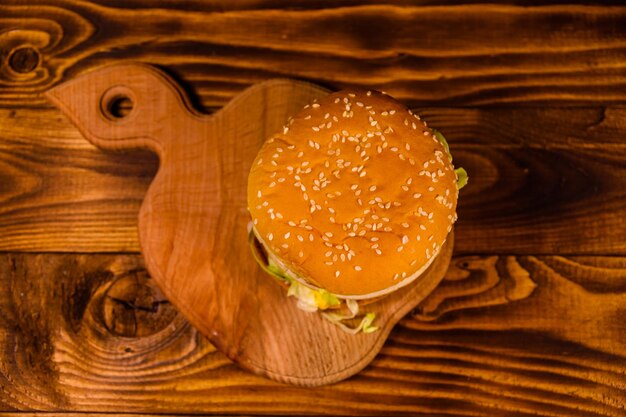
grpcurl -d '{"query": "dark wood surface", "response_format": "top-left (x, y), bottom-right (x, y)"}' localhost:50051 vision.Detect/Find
top-left (1, 253), bottom-right (624, 416)
top-left (0, 0), bottom-right (625, 415)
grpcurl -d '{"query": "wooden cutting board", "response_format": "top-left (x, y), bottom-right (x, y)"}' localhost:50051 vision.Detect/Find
top-left (45, 63), bottom-right (453, 386)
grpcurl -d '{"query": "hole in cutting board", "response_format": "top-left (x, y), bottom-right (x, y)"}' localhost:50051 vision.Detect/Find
top-left (100, 85), bottom-right (136, 121)
top-left (105, 95), bottom-right (134, 119)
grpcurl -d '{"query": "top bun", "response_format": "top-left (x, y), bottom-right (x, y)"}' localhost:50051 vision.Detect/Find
top-left (247, 89), bottom-right (458, 298)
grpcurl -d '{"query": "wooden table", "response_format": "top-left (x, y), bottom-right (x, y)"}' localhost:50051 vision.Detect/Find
top-left (1, 1), bottom-right (625, 415)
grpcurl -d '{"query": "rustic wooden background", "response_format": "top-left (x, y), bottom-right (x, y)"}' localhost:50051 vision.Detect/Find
top-left (1, 0), bottom-right (625, 415)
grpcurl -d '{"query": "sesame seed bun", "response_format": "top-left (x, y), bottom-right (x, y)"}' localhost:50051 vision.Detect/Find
top-left (247, 89), bottom-right (458, 299)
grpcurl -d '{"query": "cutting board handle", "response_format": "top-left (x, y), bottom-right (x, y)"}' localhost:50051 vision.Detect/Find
top-left (45, 63), bottom-right (204, 154)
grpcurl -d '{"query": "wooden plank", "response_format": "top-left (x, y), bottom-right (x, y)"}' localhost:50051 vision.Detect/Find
top-left (0, 415), bottom-right (278, 417)
top-left (2, 2), bottom-right (626, 107)
top-left (0, 253), bottom-right (623, 415)
top-left (0, 108), bottom-right (157, 252)
top-left (1, 107), bottom-right (625, 254)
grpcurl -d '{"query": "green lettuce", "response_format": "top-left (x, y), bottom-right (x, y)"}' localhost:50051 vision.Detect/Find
top-left (432, 129), bottom-right (468, 190)
top-left (248, 229), bottom-right (377, 333)
top-left (455, 167), bottom-right (468, 190)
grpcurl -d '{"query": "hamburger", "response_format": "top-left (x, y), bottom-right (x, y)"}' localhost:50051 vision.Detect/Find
top-left (247, 89), bottom-right (467, 334)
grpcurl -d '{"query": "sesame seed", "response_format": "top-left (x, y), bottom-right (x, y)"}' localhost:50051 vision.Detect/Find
top-left (397, 246), bottom-right (404, 252)
top-left (369, 185), bottom-right (377, 191)
top-left (284, 232), bottom-right (291, 239)
top-left (335, 270), bottom-right (341, 278)
top-left (267, 233), bottom-right (273, 241)
top-left (309, 234), bottom-right (314, 241)
top-left (312, 103), bottom-right (320, 108)
top-left (402, 235), bottom-right (409, 244)
top-left (299, 251), bottom-right (304, 258)
top-left (413, 193), bottom-right (422, 199)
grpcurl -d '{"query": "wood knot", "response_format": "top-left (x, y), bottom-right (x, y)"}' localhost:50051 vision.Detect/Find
top-left (8, 46), bottom-right (40, 74)
top-left (102, 270), bottom-right (177, 337)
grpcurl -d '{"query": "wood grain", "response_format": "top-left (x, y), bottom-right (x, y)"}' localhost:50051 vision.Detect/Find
top-left (1, 0), bottom-right (624, 412)
top-left (0, 253), bottom-right (623, 415)
top-left (1, 106), bottom-right (626, 254)
top-left (2, 2), bottom-right (626, 107)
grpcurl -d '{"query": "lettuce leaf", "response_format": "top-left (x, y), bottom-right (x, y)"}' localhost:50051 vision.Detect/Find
top-left (432, 128), bottom-right (468, 190)
top-left (455, 167), bottom-right (468, 190)
top-left (432, 129), bottom-right (452, 162)
top-left (248, 228), bottom-right (377, 333)
top-left (321, 310), bottom-right (378, 335)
